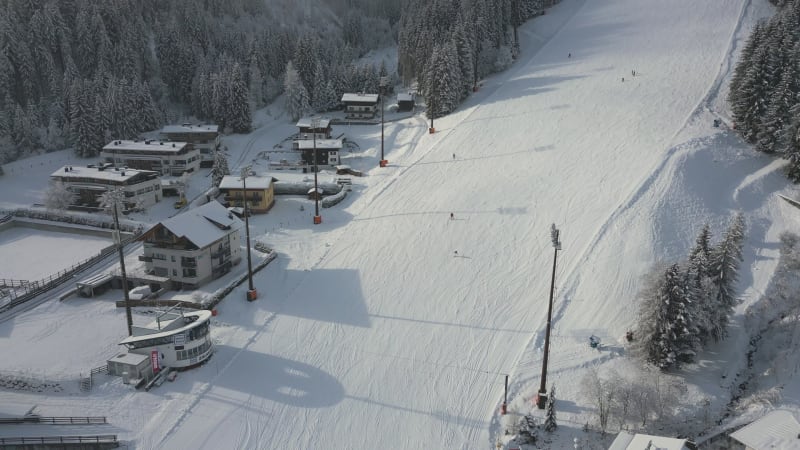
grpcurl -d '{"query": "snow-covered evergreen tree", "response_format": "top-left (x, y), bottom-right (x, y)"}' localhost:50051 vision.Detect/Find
top-left (686, 224), bottom-right (714, 341)
top-left (708, 213), bottom-right (746, 341)
top-left (284, 61), bottom-right (310, 122)
top-left (544, 384), bottom-right (557, 432)
top-left (423, 40), bottom-right (462, 119)
top-left (782, 102), bottom-right (800, 181)
top-left (516, 413), bottom-right (537, 444)
top-left (227, 63), bottom-right (251, 133)
top-left (212, 147), bottom-right (231, 187)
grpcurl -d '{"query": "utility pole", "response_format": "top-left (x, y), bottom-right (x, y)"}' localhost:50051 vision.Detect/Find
top-left (537, 224), bottom-right (561, 409)
top-left (242, 167), bottom-right (257, 301)
top-left (379, 77), bottom-right (389, 167)
top-left (111, 196), bottom-right (133, 336)
top-left (312, 118), bottom-right (322, 224)
top-left (429, 95), bottom-right (435, 134)
top-left (513, 0), bottom-right (521, 58)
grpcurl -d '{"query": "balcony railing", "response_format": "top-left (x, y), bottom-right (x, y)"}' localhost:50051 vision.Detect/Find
top-left (138, 255), bottom-right (153, 262)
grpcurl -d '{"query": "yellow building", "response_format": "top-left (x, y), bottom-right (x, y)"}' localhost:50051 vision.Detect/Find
top-left (219, 175), bottom-right (275, 214)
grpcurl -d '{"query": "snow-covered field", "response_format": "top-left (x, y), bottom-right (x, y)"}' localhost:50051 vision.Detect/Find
top-left (0, 0), bottom-right (797, 449)
top-left (0, 226), bottom-right (111, 281)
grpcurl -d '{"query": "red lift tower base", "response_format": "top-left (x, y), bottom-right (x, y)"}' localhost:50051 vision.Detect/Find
top-left (246, 289), bottom-right (258, 301)
top-left (379, 159), bottom-right (388, 167)
top-left (313, 215), bottom-right (322, 224)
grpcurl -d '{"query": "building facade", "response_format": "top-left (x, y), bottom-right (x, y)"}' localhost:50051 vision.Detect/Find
top-left (397, 92), bottom-right (415, 112)
top-left (294, 139), bottom-right (342, 167)
top-left (160, 124), bottom-right (220, 168)
top-left (295, 117), bottom-right (332, 140)
top-left (219, 175), bottom-right (275, 214)
top-left (341, 93), bottom-right (379, 119)
top-left (138, 201), bottom-right (242, 289)
top-left (50, 164), bottom-right (161, 212)
top-left (102, 140), bottom-right (201, 176)
top-left (119, 310), bottom-right (214, 370)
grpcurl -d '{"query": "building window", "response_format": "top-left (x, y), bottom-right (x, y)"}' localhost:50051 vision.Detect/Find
top-left (171, 255), bottom-right (176, 262)
top-left (182, 268), bottom-right (197, 278)
top-left (172, 269), bottom-right (177, 276)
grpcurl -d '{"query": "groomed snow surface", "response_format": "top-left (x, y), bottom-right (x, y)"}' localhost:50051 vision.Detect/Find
top-left (0, 0), bottom-right (797, 448)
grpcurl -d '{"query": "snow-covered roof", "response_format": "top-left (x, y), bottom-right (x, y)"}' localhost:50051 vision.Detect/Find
top-left (122, 311), bottom-right (212, 342)
top-left (51, 165), bottom-right (158, 182)
top-left (295, 117), bottom-right (331, 129)
top-left (102, 140), bottom-right (189, 154)
top-left (608, 431), bottom-right (691, 450)
top-left (218, 175), bottom-right (273, 190)
top-left (397, 93), bottom-right (414, 102)
top-left (294, 139), bottom-right (343, 150)
top-left (341, 93), bottom-right (379, 103)
top-left (263, 170), bottom-right (336, 184)
top-left (108, 352), bottom-right (150, 365)
top-left (161, 124), bottom-right (219, 134)
top-left (730, 410), bottom-right (800, 450)
top-left (157, 201), bottom-right (242, 249)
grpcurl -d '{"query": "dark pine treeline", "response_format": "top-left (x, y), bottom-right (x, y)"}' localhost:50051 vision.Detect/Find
top-left (398, 0), bottom-right (557, 119)
top-left (0, 0), bottom-right (399, 161)
top-left (728, 0), bottom-right (800, 181)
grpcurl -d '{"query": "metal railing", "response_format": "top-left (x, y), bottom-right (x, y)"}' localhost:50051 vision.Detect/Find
top-left (0, 435), bottom-right (117, 445)
top-left (0, 231), bottom-right (142, 314)
top-left (0, 416), bottom-right (108, 425)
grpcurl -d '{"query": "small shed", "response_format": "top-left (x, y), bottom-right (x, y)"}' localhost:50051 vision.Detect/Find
top-left (76, 273), bottom-right (114, 297)
top-left (107, 352), bottom-right (153, 384)
top-left (397, 93), bottom-right (415, 112)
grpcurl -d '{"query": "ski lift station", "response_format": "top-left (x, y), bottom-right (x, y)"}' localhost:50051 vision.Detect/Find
top-left (108, 309), bottom-right (213, 385)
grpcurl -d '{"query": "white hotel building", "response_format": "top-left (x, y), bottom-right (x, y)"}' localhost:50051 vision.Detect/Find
top-left (101, 140), bottom-right (201, 177)
top-left (49, 164), bottom-right (161, 212)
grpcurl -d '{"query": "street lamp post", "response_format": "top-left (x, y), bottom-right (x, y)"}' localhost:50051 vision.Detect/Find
top-left (242, 167), bottom-right (257, 301)
top-left (537, 224), bottom-right (561, 409)
top-left (429, 96), bottom-right (435, 134)
top-left (379, 76), bottom-right (389, 167)
top-left (112, 200), bottom-right (133, 336)
top-left (312, 118), bottom-right (322, 225)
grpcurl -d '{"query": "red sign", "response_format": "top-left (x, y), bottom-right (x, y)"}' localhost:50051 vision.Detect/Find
top-left (151, 350), bottom-right (160, 374)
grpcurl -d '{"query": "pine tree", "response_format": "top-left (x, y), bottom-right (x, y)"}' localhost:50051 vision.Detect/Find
top-left (782, 102), bottom-right (800, 182)
top-left (635, 264), bottom-right (687, 370)
top-left (248, 57), bottom-right (264, 109)
top-left (212, 147), bottom-right (230, 187)
top-left (756, 67), bottom-right (797, 154)
top-left (284, 61), bottom-right (310, 122)
top-left (544, 384), bottom-right (557, 432)
top-left (227, 63), bottom-right (251, 133)
top-left (686, 224), bottom-right (714, 341)
top-left (517, 413), bottom-right (537, 444)
top-left (423, 40), bottom-right (463, 119)
top-left (708, 213), bottom-right (746, 342)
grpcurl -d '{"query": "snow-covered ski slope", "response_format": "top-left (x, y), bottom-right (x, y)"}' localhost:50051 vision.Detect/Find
top-left (149, 0), bottom-right (760, 448)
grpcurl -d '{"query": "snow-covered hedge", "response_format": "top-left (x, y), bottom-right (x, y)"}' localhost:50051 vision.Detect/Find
top-left (0, 207), bottom-right (141, 232)
top-left (321, 188), bottom-right (347, 208)
top-left (273, 181), bottom-right (342, 196)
